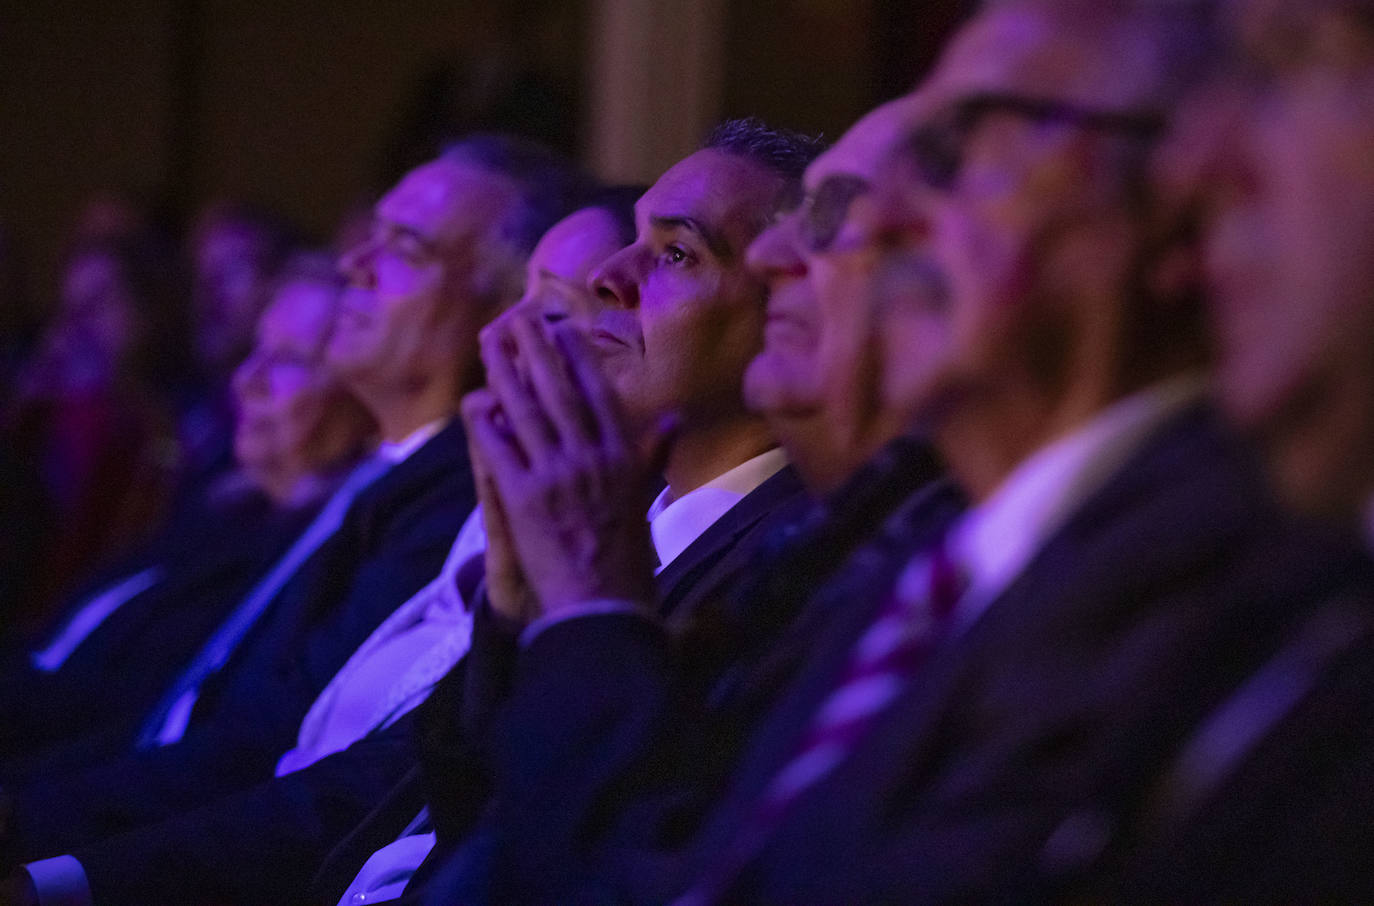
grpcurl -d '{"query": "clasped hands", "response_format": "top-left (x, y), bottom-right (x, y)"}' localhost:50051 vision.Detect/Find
top-left (462, 310), bottom-right (665, 625)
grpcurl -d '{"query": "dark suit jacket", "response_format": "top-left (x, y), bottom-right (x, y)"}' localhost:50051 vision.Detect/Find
top-left (314, 463), bottom-right (813, 905)
top-left (5, 420), bottom-right (475, 866)
top-left (61, 463), bottom-right (809, 906)
top-left (430, 406), bottom-right (1374, 905)
top-left (0, 489), bottom-right (319, 775)
top-left (1096, 593), bottom-right (1374, 903)
top-left (413, 439), bottom-right (956, 904)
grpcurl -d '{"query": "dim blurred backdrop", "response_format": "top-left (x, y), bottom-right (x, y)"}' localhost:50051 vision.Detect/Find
top-left (0, 0), bottom-right (969, 331)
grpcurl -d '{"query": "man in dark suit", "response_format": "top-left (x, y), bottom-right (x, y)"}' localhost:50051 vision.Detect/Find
top-left (0, 137), bottom-right (587, 905)
top-left (415, 2), bottom-right (1374, 903)
top-left (1075, 1), bottom-right (1374, 899)
top-left (318, 122), bottom-right (833, 904)
top-left (0, 132), bottom-right (824, 904)
top-left (0, 258), bottom-right (375, 776)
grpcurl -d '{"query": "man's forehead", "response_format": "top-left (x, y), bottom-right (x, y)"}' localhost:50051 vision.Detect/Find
top-left (805, 92), bottom-right (935, 189)
top-left (927, 2), bottom-right (1167, 110)
top-left (529, 208), bottom-right (623, 282)
top-left (1230, 0), bottom-right (1374, 73)
top-left (637, 149), bottom-right (781, 239)
top-left (378, 159), bottom-right (513, 241)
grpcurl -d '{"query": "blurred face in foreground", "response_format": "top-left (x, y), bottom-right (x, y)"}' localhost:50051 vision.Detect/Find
top-left (811, 1), bottom-right (1202, 504)
top-left (744, 94), bottom-right (952, 491)
top-left (233, 277), bottom-right (374, 504)
top-left (1170, 0), bottom-right (1374, 519)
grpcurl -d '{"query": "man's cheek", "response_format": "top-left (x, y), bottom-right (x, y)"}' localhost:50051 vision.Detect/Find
top-left (374, 257), bottom-right (433, 297)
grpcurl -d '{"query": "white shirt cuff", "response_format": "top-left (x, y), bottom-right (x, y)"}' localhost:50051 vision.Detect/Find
top-left (25, 856), bottom-right (93, 906)
top-left (519, 599), bottom-right (653, 647)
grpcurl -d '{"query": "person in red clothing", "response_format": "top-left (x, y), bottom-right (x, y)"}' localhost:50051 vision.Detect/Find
top-left (5, 230), bottom-right (191, 635)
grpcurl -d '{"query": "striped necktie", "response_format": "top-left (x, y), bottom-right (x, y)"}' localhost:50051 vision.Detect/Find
top-left (135, 455), bottom-right (392, 749)
top-left (677, 537), bottom-right (966, 905)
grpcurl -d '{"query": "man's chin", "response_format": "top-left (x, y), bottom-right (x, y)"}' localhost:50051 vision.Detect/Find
top-left (324, 341), bottom-right (371, 379)
top-left (744, 358), bottom-right (821, 416)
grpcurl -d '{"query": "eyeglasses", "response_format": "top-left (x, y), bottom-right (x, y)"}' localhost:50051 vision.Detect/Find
top-left (792, 173), bottom-right (873, 253)
top-left (903, 93), bottom-right (1166, 191)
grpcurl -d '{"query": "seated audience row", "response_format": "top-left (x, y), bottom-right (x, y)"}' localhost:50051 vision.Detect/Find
top-left (2, 0), bottom-right (1373, 901)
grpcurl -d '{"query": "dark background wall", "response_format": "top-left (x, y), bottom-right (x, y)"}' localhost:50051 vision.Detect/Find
top-left (0, 0), bottom-right (968, 329)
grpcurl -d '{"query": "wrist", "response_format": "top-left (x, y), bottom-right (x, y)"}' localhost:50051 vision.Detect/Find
top-left (520, 598), bottom-right (655, 648)
top-left (536, 577), bottom-right (654, 618)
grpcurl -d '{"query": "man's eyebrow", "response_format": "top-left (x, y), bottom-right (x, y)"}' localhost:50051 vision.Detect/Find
top-left (648, 214), bottom-right (733, 260)
top-left (378, 219), bottom-right (440, 253)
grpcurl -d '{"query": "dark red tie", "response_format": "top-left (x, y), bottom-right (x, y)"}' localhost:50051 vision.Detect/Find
top-left (676, 538), bottom-right (966, 905)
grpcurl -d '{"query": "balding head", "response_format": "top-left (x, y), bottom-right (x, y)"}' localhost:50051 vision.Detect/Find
top-left (939, 0), bottom-right (1219, 111)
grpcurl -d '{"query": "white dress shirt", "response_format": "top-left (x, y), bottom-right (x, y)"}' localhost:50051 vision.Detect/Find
top-left (274, 505), bottom-right (487, 776)
top-left (647, 447), bottom-right (791, 571)
top-left (934, 374), bottom-right (1207, 635)
top-left (334, 447), bottom-right (789, 906)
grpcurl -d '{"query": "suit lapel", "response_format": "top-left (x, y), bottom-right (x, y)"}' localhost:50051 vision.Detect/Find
top-left (343, 420), bottom-right (472, 549)
top-left (794, 407), bottom-right (1232, 803)
top-left (680, 477), bottom-right (965, 877)
top-left (754, 405), bottom-right (1305, 896)
top-left (655, 466), bottom-right (806, 619)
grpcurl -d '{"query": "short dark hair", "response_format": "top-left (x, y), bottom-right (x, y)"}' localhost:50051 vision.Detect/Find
top-left (440, 134), bottom-right (591, 254)
top-left (703, 118), bottom-right (827, 184)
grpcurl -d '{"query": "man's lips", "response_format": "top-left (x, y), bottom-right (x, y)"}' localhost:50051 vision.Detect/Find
top-left (338, 305), bottom-right (370, 328)
top-left (591, 327), bottom-right (631, 348)
top-left (763, 313), bottom-right (813, 349)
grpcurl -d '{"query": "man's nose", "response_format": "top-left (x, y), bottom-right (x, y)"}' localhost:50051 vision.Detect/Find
top-left (850, 172), bottom-right (934, 249)
top-left (746, 216), bottom-right (806, 281)
top-left (1156, 79), bottom-right (1257, 211)
top-left (338, 237), bottom-right (378, 290)
top-left (588, 244), bottom-right (643, 309)
top-left (232, 351), bottom-right (268, 399)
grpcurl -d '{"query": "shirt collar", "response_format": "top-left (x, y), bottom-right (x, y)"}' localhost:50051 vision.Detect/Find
top-left (377, 418), bottom-right (447, 464)
top-left (947, 375), bottom-right (1207, 624)
top-left (647, 446), bottom-right (789, 571)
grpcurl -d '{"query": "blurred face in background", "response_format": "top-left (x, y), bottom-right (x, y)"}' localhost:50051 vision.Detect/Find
top-left (513, 206), bottom-right (629, 325)
top-left (48, 247), bottom-right (142, 390)
top-left (193, 217), bottom-right (277, 377)
top-left (233, 277), bottom-right (375, 504)
top-left (332, 158), bottom-right (523, 403)
top-left (1171, 0), bottom-right (1374, 517)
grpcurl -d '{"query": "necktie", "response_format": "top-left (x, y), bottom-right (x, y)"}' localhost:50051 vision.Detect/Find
top-left (677, 537), bottom-right (966, 906)
top-left (135, 455), bottom-right (392, 749)
top-left (31, 566), bottom-right (164, 672)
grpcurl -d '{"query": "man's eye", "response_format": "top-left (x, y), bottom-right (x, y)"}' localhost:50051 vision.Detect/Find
top-left (395, 242), bottom-right (428, 262)
top-left (661, 245), bottom-right (691, 266)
